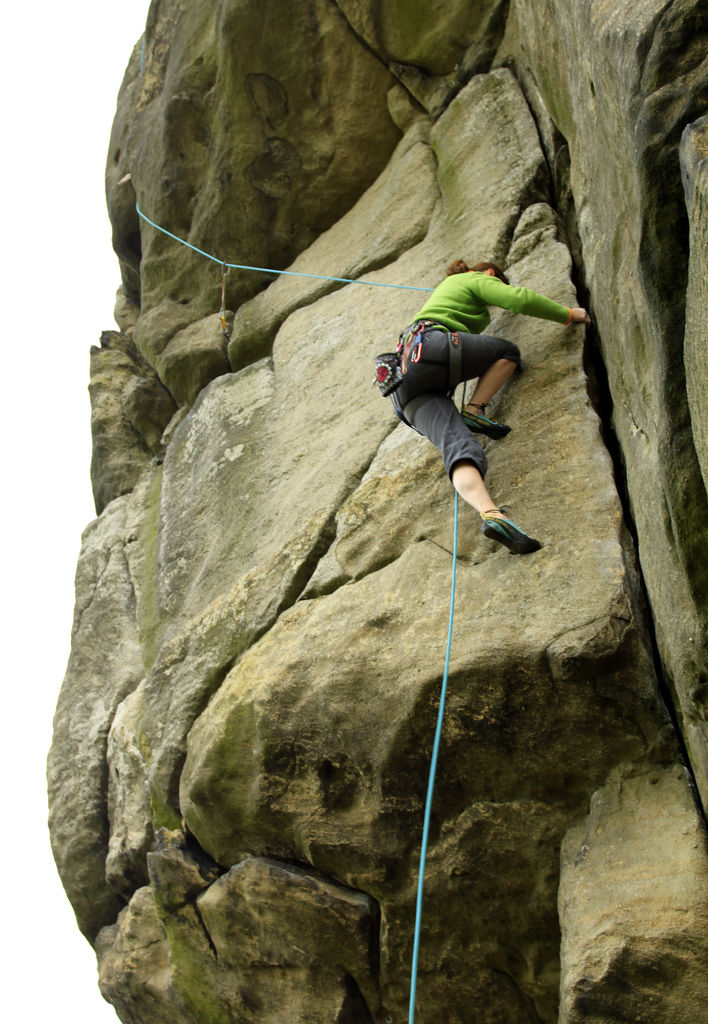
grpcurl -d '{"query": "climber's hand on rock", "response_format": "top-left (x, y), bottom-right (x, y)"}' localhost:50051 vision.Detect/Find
top-left (569, 307), bottom-right (591, 324)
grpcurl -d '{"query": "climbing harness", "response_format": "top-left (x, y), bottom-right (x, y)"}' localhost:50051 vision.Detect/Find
top-left (408, 388), bottom-right (464, 1024)
top-left (373, 320), bottom-right (458, 399)
top-left (375, 322), bottom-right (463, 433)
top-left (372, 321), bottom-right (428, 397)
top-left (373, 319), bottom-right (434, 396)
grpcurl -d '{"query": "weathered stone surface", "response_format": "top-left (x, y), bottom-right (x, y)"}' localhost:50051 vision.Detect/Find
top-left (106, 681), bottom-right (153, 899)
top-left (151, 311), bottom-right (231, 407)
top-left (136, 288), bottom-right (398, 826)
top-left (99, 833), bottom-right (379, 1024)
top-left (335, 0), bottom-right (509, 114)
top-left (559, 765), bottom-right (708, 1023)
top-left (336, 0), bottom-right (505, 75)
top-left (322, 424), bottom-right (448, 585)
top-left (180, 527), bottom-right (673, 1020)
top-left (510, 0), bottom-right (708, 806)
top-left (89, 331), bottom-right (176, 514)
top-left (678, 113), bottom-right (708, 806)
top-left (49, 5), bottom-right (708, 1022)
top-left (195, 857), bottom-right (380, 1023)
top-left (107, 0), bottom-right (401, 372)
top-left (228, 116), bottom-right (438, 372)
top-left (114, 285), bottom-right (140, 335)
top-left (97, 887), bottom-right (173, 1024)
top-left (47, 496), bottom-right (144, 940)
top-left (682, 116), bottom-right (708, 498)
top-left (427, 68), bottom-right (549, 256)
top-left (681, 115), bottom-right (708, 219)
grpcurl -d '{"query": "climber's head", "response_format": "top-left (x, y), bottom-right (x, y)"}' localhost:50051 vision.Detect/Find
top-left (445, 258), bottom-right (470, 276)
top-left (445, 259), bottom-right (510, 284)
top-left (469, 261), bottom-right (510, 284)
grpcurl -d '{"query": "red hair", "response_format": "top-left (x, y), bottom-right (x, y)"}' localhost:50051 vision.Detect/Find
top-left (445, 259), bottom-right (470, 276)
top-left (446, 259), bottom-right (510, 285)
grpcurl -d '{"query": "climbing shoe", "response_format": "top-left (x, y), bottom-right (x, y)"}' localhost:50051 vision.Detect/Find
top-left (480, 510), bottom-right (542, 555)
top-left (461, 404), bottom-right (511, 440)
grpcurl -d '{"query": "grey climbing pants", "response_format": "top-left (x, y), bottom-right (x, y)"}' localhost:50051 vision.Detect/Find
top-left (391, 325), bottom-right (520, 479)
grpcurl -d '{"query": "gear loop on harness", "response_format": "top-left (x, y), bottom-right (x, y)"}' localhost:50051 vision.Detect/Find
top-left (399, 329), bottom-right (463, 427)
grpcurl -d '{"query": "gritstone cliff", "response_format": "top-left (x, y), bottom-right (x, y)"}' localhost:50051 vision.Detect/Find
top-left (48, 2), bottom-right (708, 1022)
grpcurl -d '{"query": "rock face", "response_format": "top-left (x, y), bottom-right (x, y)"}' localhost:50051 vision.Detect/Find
top-left (49, 2), bottom-right (708, 1023)
top-left (507, 0), bottom-right (708, 843)
top-left (106, 0), bottom-right (400, 402)
top-left (90, 331), bottom-right (176, 513)
top-left (559, 765), bottom-right (708, 1024)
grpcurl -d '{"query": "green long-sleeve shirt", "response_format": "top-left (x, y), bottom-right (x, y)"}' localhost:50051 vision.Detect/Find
top-left (415, 271), bottom-right (571, 334)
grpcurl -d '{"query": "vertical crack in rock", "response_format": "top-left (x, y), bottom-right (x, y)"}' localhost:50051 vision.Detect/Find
top-left (545, 125), bottom-right (708, 825)
top-left (192, 899), bottom-right (219, 961)
top-left (508, 62), bottom-right (707, 822)
top-left (335, 973), bottom-right (377, 1024)
top-left (490, 967), bottom-right (545, 1024)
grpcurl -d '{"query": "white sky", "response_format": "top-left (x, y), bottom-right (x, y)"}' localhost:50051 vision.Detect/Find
top-left (3, 3), bottom-right (152, 1020)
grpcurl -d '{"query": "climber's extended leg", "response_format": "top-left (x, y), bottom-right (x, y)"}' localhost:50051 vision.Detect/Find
top-left (460, 357), bottom-right (518, 439)
top-left (467, 357), bottom-right (519, 408)
top-left (451, 460), bottom-right (541, 555)
top-left (450, 460), bottom-right (498, 513)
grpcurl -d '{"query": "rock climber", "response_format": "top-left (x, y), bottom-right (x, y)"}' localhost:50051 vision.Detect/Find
top-left (392, 259), bottom-right (591, 554)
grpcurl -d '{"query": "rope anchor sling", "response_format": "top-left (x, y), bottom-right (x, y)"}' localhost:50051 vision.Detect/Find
top-left (219, 263), bottom-right (230, 342)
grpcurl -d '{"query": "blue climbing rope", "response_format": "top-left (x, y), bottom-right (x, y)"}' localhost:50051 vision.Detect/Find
top-left (408, 484), bottom-right (460, 1024)
top-left (135, 203), bottom-right (434, 292)
top-left (134, 193), bottom-right (454, 1020)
